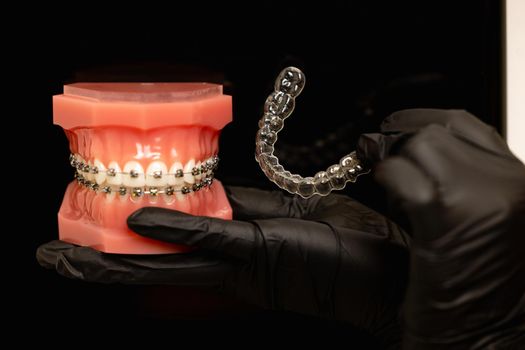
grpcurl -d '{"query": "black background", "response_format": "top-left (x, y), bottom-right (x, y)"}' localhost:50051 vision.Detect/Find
top-left (16, 0), bottom-right (502, 340)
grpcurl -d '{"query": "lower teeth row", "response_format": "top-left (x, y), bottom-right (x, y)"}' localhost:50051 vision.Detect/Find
top-left (74, 172), bottom-right (215, 197)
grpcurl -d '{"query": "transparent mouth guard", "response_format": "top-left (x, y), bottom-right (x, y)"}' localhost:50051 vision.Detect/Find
top-left (255, 67), bottom-right (370, 198)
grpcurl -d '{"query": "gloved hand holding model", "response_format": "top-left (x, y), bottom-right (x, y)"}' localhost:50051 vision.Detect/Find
top-left (38, 109), bottom-right (525, 348)
top-left (38, 184), bottom-right (410, 346)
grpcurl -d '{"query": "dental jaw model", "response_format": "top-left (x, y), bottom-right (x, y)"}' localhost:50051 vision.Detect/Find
top-left (54, 83), bottom-right (232, 254)
top-left (255, 67), bottom-right (369, 198)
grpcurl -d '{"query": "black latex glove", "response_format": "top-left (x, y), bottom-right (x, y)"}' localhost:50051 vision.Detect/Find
top-left (38, 186), bottom-right (410, 344)
top-left (357, 109), bottom-right (525, 349)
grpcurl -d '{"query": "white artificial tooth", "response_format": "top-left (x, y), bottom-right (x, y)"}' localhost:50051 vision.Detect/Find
top-left (175, 191), bottom-right (185, 201)
top-left (76, 154), bottom-right (85, 175)
top-left (183, 159), bottom-right (196, 184)
top-left (167, 162), bottom-right (185, 186)
top-left (106, 161), bottom-right (123, 185)
top-left (206, 157), bottom-right (214, 175)
top-left (162, 193), bottom-right (175, 204)
top-left (147, 194), bottom-right (159, 204)
top-left (146, 161), bottom-right (168, 187)
top-left (129, 187), bottom-right (144, 203)
top-left (130, 193), bottom-right (143, 204)
top-left (195, 161), bottom-right (202, 180)
top-left (85, 160), bottom-right (95, 181)
top-left (119, 189), bottom-right (129, 202)
top-left (93, 159), bottom-right (106, 185)
top-left (123, 161), bottom-right (145, 187)
top-left (162, 186), bottom-right (176, 204)
top-left (105, 191), bottom-right (116, 203)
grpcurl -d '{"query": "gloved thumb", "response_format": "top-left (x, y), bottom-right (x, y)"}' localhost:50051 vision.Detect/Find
top-left (357, 132), bottom-right (408, 165)
top-left (128, 207), bottom-right (259, 262)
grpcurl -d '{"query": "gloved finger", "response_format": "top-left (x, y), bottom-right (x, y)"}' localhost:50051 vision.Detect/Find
top-left (224, 185), bottom-right (313, 219)
top-left (398, 124), bottom-right (486, 186)
top-left (383, 109), bottom-right (510, 155)
top-left (36, 240), bottom-right (74, 270)
top-left (128, 207), bottom-right (332, 264)
top-left (374, 157), bottom-right (443, 241)
top-left (128, 207), bottom-right (262, 262)
top-left (36, 240), bottom-right (235, 287)
top-left (357, 132), bottom-right (409, 165)
top-left (375, 157), bottom-right (436, 207)
top-left (357, 109), bottom-right (510, 164)
top-left (381, 109), bottom-right (489, 134)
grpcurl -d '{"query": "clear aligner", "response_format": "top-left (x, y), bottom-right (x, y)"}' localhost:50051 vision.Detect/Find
top-left (255, 67), bottom-right (369, 198)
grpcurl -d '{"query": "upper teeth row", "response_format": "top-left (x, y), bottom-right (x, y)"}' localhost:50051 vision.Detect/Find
top-left (69, 154), bottom-right (219, 187)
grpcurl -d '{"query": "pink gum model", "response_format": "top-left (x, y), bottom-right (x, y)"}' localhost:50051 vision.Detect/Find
top-left (54, 83), bottom-right (233, 254)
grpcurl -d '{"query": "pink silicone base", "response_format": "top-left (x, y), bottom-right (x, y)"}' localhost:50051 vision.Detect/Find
top-left (58, 180), bottom-right (232, 254)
